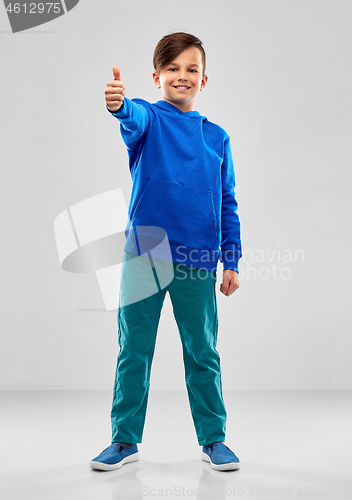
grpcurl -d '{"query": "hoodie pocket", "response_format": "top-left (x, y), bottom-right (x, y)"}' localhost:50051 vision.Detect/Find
top-left (132, 178), bottom-right (216, 251)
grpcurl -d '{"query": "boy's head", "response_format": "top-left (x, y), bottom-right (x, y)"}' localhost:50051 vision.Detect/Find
top-left (152, 32), bottom-right (208, 112)
top-left (153, 32), bottom-right (206, 77)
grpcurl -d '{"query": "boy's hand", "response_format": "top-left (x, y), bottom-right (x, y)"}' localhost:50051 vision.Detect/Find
top-left (220, 269), bottom-right (239, 297)
top-left (105, 65), bottom-right (125, 112)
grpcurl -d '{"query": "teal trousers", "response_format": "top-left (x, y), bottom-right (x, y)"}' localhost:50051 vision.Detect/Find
top-left (111, 251), bottom-right (227, 446)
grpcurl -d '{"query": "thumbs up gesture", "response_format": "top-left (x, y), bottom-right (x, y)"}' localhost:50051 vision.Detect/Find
top-left (105, 65), bottom-right (125, 112)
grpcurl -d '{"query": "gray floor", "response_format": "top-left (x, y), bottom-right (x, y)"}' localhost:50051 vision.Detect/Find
top-left (1, 389), bottom-right (351, 499)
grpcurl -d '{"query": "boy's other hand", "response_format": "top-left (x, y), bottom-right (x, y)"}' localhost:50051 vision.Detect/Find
top-left (105, 65), bottom-right (125, 112)
top-left (220, 269), bottom-right (239, 297)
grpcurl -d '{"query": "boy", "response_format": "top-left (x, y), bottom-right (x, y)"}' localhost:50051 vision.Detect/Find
top-left (90, 32), bottom-right (242, 472)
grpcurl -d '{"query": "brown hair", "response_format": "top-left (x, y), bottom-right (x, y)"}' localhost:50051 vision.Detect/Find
top-left (153, 32), bottom-right (206, 77)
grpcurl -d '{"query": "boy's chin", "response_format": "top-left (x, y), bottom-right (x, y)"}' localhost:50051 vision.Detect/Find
top-left (168, 95), bottom-right (192, 104)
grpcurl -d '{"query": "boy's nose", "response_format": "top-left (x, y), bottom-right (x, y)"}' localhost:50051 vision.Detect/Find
top-left (177, 70), bottom-right (188, 80)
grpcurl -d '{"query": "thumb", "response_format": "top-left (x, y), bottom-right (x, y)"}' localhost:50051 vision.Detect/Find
top-left (113, 65), bottom-right (121, 81)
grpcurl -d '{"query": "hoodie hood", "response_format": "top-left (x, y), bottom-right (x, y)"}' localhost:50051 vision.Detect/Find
top-left (154, 99), bottom-right (207, 121)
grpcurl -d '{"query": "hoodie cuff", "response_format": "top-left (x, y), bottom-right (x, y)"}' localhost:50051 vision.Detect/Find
top-left (220, 251), bottom-right (240, 274)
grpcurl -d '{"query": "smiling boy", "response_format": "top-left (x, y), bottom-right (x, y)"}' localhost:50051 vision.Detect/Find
top-left (90, 32), bottom-right (242, 472)
top-left (153, 45), bottom-right (205, 113)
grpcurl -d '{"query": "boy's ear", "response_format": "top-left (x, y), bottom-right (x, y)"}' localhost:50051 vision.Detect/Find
top-left (200, 74), bottom-right (208, 91)
top-left (152, 71), bottom-right (161, 89)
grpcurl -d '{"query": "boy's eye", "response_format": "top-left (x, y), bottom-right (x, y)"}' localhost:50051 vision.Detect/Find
top-left (168, 68), bottom-right (197, 73)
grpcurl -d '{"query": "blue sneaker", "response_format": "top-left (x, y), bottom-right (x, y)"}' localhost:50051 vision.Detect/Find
top-left (90, 443), bottom-right (139, 471)
top-left (202, 442), bottom-right (240, 471)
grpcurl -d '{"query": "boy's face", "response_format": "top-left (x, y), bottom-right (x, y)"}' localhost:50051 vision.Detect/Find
top-left (152, 46), bottom-right (208, 113)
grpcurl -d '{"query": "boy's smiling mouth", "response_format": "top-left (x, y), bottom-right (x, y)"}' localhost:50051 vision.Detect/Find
top-left (173, 85), bottom-right (190, 90)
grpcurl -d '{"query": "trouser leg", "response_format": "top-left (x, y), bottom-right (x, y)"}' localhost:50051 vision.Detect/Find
top-left (168, 263), bottom-right (227, 446)
top-left (111, 251), bottom-right (168, 444)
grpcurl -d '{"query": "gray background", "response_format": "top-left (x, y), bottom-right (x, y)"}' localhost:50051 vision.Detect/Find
top-left (1, 0), bottom-right (351, 390)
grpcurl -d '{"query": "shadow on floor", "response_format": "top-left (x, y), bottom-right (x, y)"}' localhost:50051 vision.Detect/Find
top-left (1, 458), bottom-right (350, 500)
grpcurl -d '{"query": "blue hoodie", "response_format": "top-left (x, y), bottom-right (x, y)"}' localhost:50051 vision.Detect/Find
top-left (108, 97), bottom-right (242, 273)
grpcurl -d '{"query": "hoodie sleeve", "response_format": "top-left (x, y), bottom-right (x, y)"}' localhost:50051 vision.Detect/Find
top-left (220, 136), bottom-right (242, 273)
top-left (107, 97), bottom-right (150, 151)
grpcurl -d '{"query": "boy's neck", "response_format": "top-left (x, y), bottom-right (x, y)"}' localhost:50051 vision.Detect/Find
top-left (162, 97), bottom-right (195, 113)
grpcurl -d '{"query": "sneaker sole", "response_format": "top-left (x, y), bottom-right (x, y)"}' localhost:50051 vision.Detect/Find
top-left (202, 452), bottom-right (240, 471)
top-left (90, 451), bottom-right (139, 471)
